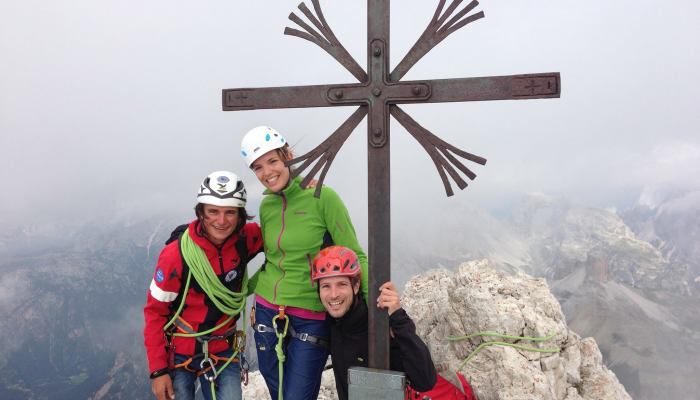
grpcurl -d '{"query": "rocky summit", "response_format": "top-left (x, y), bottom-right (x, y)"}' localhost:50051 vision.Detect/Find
top-left (243, 260), bottom-right (631, 400)
top-left (403, 260), bottom-right (630, 400)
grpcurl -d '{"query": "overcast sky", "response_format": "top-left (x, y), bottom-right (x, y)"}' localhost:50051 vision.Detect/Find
top-left (1, 0), bottom-right (698, 234)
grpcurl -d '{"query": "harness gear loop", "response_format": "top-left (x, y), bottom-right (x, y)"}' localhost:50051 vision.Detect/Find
top-left (277, 305), bottom-right (286, 320)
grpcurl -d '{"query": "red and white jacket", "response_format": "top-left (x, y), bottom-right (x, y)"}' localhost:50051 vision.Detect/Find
top-left (143, 220), bottom-right (263, 373)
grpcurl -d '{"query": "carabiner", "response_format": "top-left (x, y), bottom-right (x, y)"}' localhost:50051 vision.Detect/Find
top-left (200, 357), bottom-right (218, 382)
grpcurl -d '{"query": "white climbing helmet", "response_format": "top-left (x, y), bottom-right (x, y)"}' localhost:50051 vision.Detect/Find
top-left (240, 125), bottom-right (287, 167)
top-left (197, 171), bottom-right (247, 208)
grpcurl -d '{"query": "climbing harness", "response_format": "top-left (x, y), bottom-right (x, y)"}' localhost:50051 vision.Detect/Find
top-left (447, 331), bottom-right (560, 370)
top-left (254, 305), bottom-right (330, 400)
top-left (254, 319), bottom-right (329, 349)
top-left (162, 228), bottom-right (250, 400)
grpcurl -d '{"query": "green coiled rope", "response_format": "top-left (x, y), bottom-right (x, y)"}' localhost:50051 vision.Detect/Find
top-left (162, 228), bottom-right (249, 400)
top-left (447, 331), bottom-right (560, 370)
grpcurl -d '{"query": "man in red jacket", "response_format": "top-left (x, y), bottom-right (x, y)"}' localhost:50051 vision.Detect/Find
top-left (143, 171), bottom-right (263, 400)
top-left (312, 246), bottom-right (478, 400)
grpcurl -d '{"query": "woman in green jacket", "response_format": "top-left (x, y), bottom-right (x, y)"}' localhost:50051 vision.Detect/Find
top-left (240, 126), bottom-right (368, 400)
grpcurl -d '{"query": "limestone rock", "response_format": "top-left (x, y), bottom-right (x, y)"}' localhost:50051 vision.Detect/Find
top-left (401, 260), bottom-right (631, 400)
top-left (242, 368), bottom-right (337, 399)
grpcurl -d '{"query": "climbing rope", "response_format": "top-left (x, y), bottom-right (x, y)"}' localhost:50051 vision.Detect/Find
top-left (162, 229), bottom-right (250, 400)
top-left (179, 229), bottom-right (249, 316)
top-left (447, 331), bottom-right (560, 370)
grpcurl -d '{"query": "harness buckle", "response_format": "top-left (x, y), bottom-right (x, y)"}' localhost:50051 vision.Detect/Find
top-left (298, 332), bottom-right (309, 341)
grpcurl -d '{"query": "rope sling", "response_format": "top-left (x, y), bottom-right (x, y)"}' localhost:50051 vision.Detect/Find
top-left (162, 228), bottom-right (249, 400)
top-left (273, 308), bottom-right (289, 400)
top-left (447, 331), bottom-right (560, 370)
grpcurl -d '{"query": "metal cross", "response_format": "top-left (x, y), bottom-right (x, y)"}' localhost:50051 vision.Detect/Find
top-left (222, 0), bottom-right (560, 369)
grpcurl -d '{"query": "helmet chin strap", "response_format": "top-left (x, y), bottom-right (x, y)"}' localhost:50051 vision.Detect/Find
top-left (350, 287), bottom-right (361, 311)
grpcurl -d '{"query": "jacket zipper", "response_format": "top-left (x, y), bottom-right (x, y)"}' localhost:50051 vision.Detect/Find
top-left (217, 248), bottom-right (224, 274)
top-left (272, 193), bottom-right (287, 303)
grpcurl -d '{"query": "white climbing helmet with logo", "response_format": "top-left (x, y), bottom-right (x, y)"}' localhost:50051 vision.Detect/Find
top-left (240, 125), bottom-right (287, 167)
top-left (197, 170), bottom-right (247, 207)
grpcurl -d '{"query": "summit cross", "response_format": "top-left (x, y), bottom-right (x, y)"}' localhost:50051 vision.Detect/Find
top-left (222, 0), bottom-right (560, 369)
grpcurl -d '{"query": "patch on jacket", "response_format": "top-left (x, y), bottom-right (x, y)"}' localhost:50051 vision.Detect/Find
top-left (155, 268), bottom-right (165, 283)
top-left (225, 270), bottom-right (238, 282)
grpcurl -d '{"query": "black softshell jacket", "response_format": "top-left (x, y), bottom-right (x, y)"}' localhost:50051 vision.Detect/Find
top-left (328, 294), bottom-right (437, 400)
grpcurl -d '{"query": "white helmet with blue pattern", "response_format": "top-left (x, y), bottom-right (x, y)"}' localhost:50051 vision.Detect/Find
top-left (241, 125), bottom-right (287, 167)
top-left (197, 170), bottom-right (247, 208)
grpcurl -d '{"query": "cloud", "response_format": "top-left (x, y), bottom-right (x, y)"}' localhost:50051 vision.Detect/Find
top-left (1, 0), bottom-right (699, 228)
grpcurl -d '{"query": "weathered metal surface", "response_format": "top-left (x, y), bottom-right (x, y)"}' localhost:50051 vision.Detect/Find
top-left (222, 0), bottom-right (561, 370)
top-left (391, 0), bottom-right (484, 81)
top-left (222, 72), bottom-right (559, 110)
top-left (288, 107), bottom-right (367, 197)
top-left (365, 0), bottom-right (392, 369)
top-left (348, 367), bottom-right (406, 400)
top-left (285, 0), bottom-right (367, 82)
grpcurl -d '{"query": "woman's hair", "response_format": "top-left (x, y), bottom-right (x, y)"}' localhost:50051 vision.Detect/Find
top-left (277, 144), bottom-right (294, 163)
top-left (194, 203), bottom-right (253, 234)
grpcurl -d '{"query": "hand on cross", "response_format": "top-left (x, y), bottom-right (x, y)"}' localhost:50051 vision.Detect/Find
top-left (377, 281), bottom-right (401, 316)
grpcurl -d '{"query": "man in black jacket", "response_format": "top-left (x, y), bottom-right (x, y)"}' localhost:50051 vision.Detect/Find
top-left (310, 246), bottom-right (437, 400)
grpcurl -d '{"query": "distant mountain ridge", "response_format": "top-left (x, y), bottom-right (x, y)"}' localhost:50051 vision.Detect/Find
top-left (1, 191), bottom-right (699, 399)
top-left (0, 217), bottom-right (178, 399)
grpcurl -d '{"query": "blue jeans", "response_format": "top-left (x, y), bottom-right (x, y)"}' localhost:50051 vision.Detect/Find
top-left (254, 303), bottom-right (330, 400)
top-left (172, 349), bottom-right (242, 400)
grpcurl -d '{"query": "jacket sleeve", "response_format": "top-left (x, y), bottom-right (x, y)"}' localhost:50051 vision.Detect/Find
top-left (320, 186), bottom-right (369, 302)
top-left (389, 308), bottom-right (438, 392)
top-left (143, 243), bottom-right (182, 373)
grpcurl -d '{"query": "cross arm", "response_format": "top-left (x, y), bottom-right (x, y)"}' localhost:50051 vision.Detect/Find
top-left (408, 73), bottom-right (560, 104)
top-left (222, 83), bottom-right (361, 111)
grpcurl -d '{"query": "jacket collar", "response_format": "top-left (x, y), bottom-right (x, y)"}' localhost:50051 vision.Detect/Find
top-left (187, 219), bottom-right (237, 252)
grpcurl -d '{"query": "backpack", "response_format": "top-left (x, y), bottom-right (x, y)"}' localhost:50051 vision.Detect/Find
top-left (406, 373), bottom-right (478, 400)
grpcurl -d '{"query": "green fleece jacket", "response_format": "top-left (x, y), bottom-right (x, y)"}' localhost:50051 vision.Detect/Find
top-left (253, 176), bottom-right (368, 312)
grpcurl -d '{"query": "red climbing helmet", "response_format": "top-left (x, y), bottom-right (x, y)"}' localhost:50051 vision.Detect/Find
top-left (311, 246), bottom-right (361, 282)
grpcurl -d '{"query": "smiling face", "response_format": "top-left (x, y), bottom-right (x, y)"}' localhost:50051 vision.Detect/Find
top-left (250, 149), bottom-right (291, 193)
top-left (319, 276), bottom-right (360, 318)
top-left (200, 204), bottom-right (240, 246)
